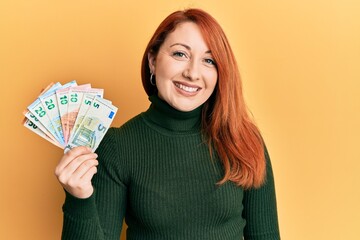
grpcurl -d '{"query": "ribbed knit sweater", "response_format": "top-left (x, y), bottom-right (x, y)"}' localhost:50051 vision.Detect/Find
top-left (61, 95), bottom-right (280, 240)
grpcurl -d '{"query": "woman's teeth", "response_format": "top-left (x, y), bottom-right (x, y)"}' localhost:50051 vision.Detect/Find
top-left (175, 83), bottom-right (199, 93)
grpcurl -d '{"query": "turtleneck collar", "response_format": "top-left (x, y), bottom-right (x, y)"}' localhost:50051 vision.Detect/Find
top-left (142, 94), bottom-right (202, 133)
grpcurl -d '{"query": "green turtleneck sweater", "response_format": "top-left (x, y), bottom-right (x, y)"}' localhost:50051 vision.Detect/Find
top-left (61, 95), bottom-right (280, 240)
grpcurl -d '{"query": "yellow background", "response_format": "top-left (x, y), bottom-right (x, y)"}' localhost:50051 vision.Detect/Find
top-left (1, 0), bottom-right (359, 239)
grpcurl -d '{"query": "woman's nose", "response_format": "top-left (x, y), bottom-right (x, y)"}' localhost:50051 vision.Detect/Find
top-left (182, 60), bottom-right (200, 81)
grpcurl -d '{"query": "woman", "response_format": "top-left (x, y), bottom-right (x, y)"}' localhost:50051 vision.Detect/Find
top-left (56, 8), bottom-right (280, 240)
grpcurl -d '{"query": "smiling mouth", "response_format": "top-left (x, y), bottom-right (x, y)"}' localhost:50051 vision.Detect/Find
top-left (174, 82), bottom-right (200, 93)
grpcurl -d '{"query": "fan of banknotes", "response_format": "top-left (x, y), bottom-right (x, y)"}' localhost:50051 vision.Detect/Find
top-left (23, 80), bottom-right (118, 152)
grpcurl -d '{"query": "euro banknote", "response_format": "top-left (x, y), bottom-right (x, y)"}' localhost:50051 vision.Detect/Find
top-left (23, 80), bottom-right (117, 152)
top-left (65, 96), bottom-right (118, 152)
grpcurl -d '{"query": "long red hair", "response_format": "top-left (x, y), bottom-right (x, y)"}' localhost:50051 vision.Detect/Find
top-left (141, 9), bottom-right (266, 188)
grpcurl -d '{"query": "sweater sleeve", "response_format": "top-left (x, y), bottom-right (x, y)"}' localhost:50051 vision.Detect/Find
top-left (242, 145), bottom-right (281, 240)
top-left (61, 128), bottom-right (127, 240)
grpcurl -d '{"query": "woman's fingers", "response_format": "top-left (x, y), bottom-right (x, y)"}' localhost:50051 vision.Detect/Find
top-left (55, 146), bottom-right (99, 199)
top-left (55, 146), bottom-right (93, 174)
top-left (81, 165), bottom-right (98, 184)
top-left (57, 153), bottom-right (98, 180)
top-left (64, 160), bottom-right (98, 198)
top-left (68, 159), bottom-right (99, 182)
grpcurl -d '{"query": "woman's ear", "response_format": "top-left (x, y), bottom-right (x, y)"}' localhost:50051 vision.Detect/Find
top-left (148, 52), bottom-right (156, 74)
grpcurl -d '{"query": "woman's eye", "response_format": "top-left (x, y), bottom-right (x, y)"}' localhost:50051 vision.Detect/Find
top-left (172, 51), bottom-right (187, 58)
top-left (205, 58), bottom-right (216, 66)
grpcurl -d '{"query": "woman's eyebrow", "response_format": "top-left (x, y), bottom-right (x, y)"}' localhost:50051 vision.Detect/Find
top-left (169, 43), bottom-right (211, 53)
top-left (170, 43), bottom-right (191, 50)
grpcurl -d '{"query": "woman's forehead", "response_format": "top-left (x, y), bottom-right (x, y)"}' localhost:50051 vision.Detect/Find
top-left (162, 22), bottom-right (210, 52)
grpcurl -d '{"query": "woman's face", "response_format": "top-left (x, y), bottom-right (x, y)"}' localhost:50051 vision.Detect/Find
top-left (148, 21), bottom-right (218, 112)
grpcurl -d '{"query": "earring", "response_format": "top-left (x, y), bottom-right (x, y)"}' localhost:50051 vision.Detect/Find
top-left (150, 73), bottom-right (156, 86)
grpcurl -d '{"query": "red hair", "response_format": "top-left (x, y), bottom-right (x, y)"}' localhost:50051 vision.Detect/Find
top-left (141, 9), bottom-right (265, 188)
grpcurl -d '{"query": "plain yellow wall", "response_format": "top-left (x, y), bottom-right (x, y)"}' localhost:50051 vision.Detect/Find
top-left (1, 0), bottom-right (359, 239)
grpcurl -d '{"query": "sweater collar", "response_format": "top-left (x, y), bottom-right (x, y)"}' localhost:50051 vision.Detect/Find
top-left (143, 95), bottom-right (202, 132)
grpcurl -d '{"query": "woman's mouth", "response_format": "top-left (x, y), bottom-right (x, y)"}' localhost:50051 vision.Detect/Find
top-left (174, 82), bottom-right (200, 93)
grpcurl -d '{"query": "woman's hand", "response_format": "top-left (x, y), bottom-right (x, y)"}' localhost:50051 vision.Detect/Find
top-left (55, 146), bottom-right (99, 199)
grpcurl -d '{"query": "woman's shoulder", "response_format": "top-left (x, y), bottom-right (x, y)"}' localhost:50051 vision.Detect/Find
top-left (96, 113), bottom-right (146, 156)
top-left (105, 112), bottom-right (149, 143)
top-left (111, 112), bottom-right (145, 133)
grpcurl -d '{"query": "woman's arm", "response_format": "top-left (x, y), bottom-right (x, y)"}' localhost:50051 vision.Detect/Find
top-left (58, 129), bottom-right (127, 240)
top-left (242, 145), bottom-right (281, 240)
